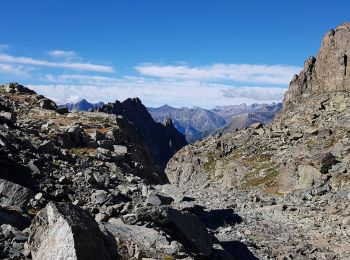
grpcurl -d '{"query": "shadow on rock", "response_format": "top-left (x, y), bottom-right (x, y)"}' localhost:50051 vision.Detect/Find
top-left (0, 153), bottom-right (37, 190)
top-left (190, 207), bottom-right (243, 230)
top-left (219, 241), bottom-right (258, 260)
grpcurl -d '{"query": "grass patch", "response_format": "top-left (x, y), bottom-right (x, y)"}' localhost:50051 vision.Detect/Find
top-left (243, 167), bottom-right (278, 188)
top-left (70, 148), bottom-right (96, 158)
top-left (84, 127), bottom-right (110, 134)
top-left (238, 151), bottom-right (278, 189)
top-left (163, 256), bottom-right (175, 260)
top-left (203, 152), bottom-right (216, 171)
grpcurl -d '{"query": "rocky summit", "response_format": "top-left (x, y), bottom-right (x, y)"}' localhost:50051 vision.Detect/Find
top-left (98, 99), bottom-right (188, 170)
top-left (2, 23), bottom-right (350, 260)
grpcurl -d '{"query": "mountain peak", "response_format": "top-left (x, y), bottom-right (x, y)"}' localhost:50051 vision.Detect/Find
top-left (284, 22), bottom-right (350, 105)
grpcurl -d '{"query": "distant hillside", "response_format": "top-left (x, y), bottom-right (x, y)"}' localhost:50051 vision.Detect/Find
top-left (211, 103), bottom-right (282, 122)
top-left (213, 103), bottom-right (282, 134)
top-left (59, 99), bottom-right (104, 112)
top-left (148, 105), bottom-right (227, 143)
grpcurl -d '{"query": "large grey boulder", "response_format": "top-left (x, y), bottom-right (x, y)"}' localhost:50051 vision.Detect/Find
top-left (0, 179), bottom-right (34, 208)
top-left (135, 206), bottom-right (213, 257)
top-left (28, 202), bottom-right (116, 260)
top-left (105, 218), bottom-right (179, 258)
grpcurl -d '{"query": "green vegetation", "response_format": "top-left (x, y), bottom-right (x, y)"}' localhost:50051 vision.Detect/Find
top-left (203, 152), bottom-right (216, 171)
top-left (69, 148), bottom-right (96, 158)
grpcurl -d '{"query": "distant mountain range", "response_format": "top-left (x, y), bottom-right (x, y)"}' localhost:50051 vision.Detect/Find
top-left (149, 103), bottom-right (282, 142)
top-left (59, 99), bottom-right (104, 112)
top-left (211, 103), bottom-right (283, 134)
top-left (60, 99), bottom-right (282, 142)
top-left (148, 105), bottom-right (226, 143)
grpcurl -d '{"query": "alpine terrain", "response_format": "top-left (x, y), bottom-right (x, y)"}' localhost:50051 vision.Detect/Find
top-left (1, 22), bottom-right (350, 260)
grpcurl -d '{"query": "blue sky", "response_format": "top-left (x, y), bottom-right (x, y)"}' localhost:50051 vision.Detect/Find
top-left (0, 1), bottom-right (349, 108)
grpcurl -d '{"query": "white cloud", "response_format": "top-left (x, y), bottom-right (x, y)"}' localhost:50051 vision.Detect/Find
top-left (0, 63), bottom-right (31, 76)
top-left (48, 50), bottom-right (77, 59)
top-left (136, 63), bottom-right (301, 84)
top-left (0, 54), bottom-right (114, 73)
top-left (29, 74), bottom-right (287, 108)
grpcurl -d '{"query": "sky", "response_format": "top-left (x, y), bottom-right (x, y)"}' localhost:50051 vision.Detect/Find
top-left (0, 1), bottom-right (349, 108)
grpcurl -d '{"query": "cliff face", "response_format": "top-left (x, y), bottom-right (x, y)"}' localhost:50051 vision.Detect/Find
top-left (99, 98), bottom-right (187, 169)
top-left (285, 23), bottom-right (350, 105)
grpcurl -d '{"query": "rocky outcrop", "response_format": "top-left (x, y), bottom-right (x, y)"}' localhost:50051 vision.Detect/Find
top-left (99, 98), bottom-right (187, 169)
top-left (134, 206), bottom-right (213, 257)
top-left (28, 202), bottom-right (116, 260)
top-left (285, 23), bottom-right (350, 105)
top-left (0, 179), bottom-right (34, 208)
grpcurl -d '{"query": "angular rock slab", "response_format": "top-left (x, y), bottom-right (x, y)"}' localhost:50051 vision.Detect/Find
top-left (136, 206), bottom-right (213, 257)
top-left (0, 179), bottom-right (34, 208)
top-left (28, 202), bottom-right (116, 260)
top-left (105, 218), bottom-right (174, 258)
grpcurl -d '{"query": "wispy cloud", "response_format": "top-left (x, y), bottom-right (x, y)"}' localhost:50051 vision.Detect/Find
top-left (136, 63), bottom-right (301, 84)
top-left (0, 44), bottom-right (9, 51)
top-left (0, 45), bottom-right (293, 107)
top-left (0, 63), bottom-right (32, 76)
top-left (48, 50), bottom-right (78, 60)
top-left (29, 73), bottom-right (287, 108)
top-left (0, 54), bottom-right (114, 73)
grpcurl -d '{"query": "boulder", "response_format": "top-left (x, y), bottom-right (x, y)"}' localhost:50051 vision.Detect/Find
top-left (250, 122), bottom-right (263, 129)
top-left (297, 165), bottom-right (322, 189)
top-left (105, 218), bottom-right (178, 258)
top-left (0, 179), bottom-right (34, 208)
top-left (91, 190), bottom-right (109, 205)
top-left (321, 153), bottom-right (338, 173)
top-left (113, 145), bottom-right (128, 155)
top-left (28, 202), bottom-right (116, 260)
top-left (56, 107), bottom-right (69, 115)
top-left (136, 206), bottom-right (212, 257)
top-left (39, 98), bottom-right (58, 110)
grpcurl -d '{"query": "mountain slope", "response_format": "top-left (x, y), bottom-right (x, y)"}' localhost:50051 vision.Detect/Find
top-left (0, 83), bottom-right (218, 259)
top-left (99, 99), bottom-right (187, 169)
top-left (214, 103), bottom-right (282, 133)
top-left (165, 23), bottom-right (350, 258)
